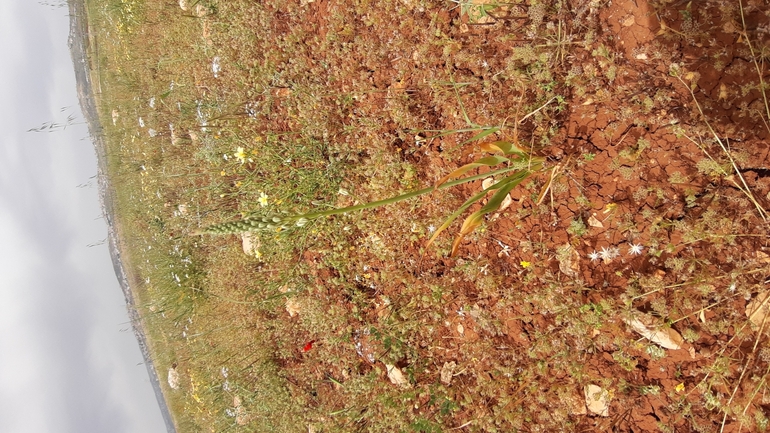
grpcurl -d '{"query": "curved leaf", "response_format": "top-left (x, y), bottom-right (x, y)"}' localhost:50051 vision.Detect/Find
top-left (449, 171), bottom-right (530, 256)
top-left (451, 212), bottom-right (484, 256)
top-left (434, 155), bottom-right (509, 190)
top-left (461, 126), bottom-right (500, 144)
top-left (479, 140), bottom-right (527, 157)
top-left (425, 187), bottom-right (490, 251)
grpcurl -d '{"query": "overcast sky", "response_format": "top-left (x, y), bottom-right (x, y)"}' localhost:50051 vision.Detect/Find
top-left (0, 1), bottom-right (167, 432)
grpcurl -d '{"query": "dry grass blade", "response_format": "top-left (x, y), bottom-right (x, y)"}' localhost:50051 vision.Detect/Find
top-left (674, 71), bottom-right (768, 222)
top-left (739, 0), bottom-right (770, 137)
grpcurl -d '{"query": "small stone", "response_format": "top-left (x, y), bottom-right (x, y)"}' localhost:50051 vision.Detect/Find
top-left (587, 214), bottom-right (603, 228)
top-left (584, 384), bottom-right (610, 417)
top-left (499, 194), bottom-right (514, 211)
top-left (482, 177), bottom-right (495, 190)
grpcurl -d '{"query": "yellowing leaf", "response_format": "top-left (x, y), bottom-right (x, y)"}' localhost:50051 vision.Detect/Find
top-left (478, 140), bottom-right (526, 156)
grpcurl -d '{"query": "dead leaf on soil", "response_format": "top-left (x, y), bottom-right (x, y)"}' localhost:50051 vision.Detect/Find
top-left (746, 292), bottom-right (770, 333)
top-left (385, 364), bottom-right (410, 388)
top-left (167, 367), bottom-right (180, 390)
top-left (584, 384), bottom-right (610, 417)
top-left (286, 297), bottom-right (301, 317)
top-left (241, 232), bottom-right (260, 256)
top-left (233, 396), bottom-right (249, 425)
top-left (624, 314), bottom-right (683, 350)
top-left (557, 243), bottom-right (580, 277)
top-left (440, 361), bottom-right (456, 385)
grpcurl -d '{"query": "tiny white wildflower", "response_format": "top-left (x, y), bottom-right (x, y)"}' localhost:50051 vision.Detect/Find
top-left (588, 250), bottom-right (600, 262)
top-left (628, 243), bottom-right (644, 256)
top-left (599, 246), bottom-right (620, 261)
top-left (428, 225), bottom-right (436, 233)
top-left (258, 192), bottom-right (269, 207)
top-left (599, 247), bottom-right (612, 260)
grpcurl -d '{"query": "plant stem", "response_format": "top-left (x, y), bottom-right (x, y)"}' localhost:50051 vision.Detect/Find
top-left (295, 164), bottom-right (533, 221)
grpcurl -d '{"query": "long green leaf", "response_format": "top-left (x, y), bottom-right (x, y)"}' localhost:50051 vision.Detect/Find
top-left (461, 127), bottom-right (500, 145)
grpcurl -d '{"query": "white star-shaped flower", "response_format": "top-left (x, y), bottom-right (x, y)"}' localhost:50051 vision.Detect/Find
top-left (588, 250), bottom-right (600, 262)
top-left (628, 243), bottom-right (644, 256)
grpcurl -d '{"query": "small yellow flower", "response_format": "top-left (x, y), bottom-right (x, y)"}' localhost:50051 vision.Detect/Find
top-left (234, 147), bottom-right (247, 164)
top-left (520, 261), bottom-right (531, 268)
top-left (220, 170), bottom-right (227, 176)
top-left (235, 181), bottom-right (243, 188)
top-left (255, 250), bottom-right (262, 259)
top-left (258, 192), bottom-right (269, 207)
top-left (675, 382), bottom-right (685, 393)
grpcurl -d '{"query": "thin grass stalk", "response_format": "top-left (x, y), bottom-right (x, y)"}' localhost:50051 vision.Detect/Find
top-left (675, 74), bottom-right (768, 221)
top-left (739, 0), bottom-right (770, 137)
